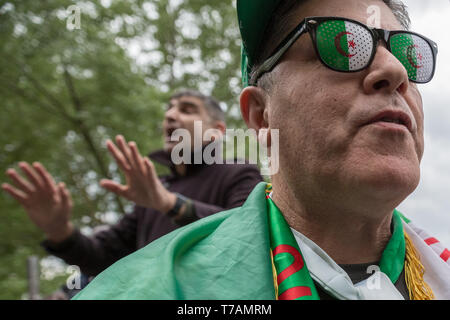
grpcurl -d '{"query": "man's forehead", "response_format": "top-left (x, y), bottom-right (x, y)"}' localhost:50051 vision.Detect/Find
top-left (169, 95), bottom-right (204, 108)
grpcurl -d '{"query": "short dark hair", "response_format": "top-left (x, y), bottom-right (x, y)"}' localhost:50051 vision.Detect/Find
top-left (170, 89), bottom-right (225, 123)
top-left (253, 0), bottom-right (411, 90)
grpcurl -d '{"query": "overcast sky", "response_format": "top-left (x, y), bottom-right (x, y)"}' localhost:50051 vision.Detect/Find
top-left (396, 0), bottom-right (450, 245)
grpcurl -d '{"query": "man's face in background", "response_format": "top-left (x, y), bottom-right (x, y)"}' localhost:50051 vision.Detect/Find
top-left (163, 95), bottom-right (223, 153)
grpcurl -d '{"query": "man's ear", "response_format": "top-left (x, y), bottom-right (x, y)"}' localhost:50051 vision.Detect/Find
top-left (240, 86), bottom-right (268, 131)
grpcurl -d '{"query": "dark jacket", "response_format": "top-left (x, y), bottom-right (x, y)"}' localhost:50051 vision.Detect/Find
top-left (42, 149), bottom-right (263, 276)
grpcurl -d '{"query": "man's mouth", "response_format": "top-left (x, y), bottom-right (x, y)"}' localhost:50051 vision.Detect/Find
top-left (166, 127), bottom-right (176, 137)
top-left (165, 127), bottom-right (181, 142)
top-left (364, 110), bottom-right (413, 132)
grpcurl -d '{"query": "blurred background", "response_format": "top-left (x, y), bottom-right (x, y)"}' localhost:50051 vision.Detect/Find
top-left (0, 0), bottom-right (243, 299)
top-left (0, 0), bottom-right (448, 299)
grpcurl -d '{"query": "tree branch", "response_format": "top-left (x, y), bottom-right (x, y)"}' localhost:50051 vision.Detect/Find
top-left (4, 55), bottom-right (126, 215)
top-left (62, 66), bottom-right (126, 214)
top-left (0, 77), bottom-right (71, 123)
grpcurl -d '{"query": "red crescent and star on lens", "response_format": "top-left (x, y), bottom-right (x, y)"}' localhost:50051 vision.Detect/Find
top-left (407, 44), bottom-right (423, 69)
top-left (335, 31), bottom-right (356, 58)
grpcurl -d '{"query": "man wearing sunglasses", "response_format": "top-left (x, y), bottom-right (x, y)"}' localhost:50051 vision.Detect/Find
top-left (73, 0), bottom-right (450, 300)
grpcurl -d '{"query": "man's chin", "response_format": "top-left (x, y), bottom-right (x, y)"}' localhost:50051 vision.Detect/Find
top-left (350, 157), bottom-right (420, 202)
top-left (163, 141), bottom-right (178, 153)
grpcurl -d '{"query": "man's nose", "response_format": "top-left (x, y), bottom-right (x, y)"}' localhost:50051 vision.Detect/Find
top-left (362, 45), bottom-right (410, 96)
top-left (164, 107), bottom-right (179, 123)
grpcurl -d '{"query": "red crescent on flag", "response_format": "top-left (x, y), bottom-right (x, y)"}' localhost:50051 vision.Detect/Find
top-left (334, 31), bottom-right (356, 58)
top-left (407, 44), bottom-right (423, 69)
top-left (273, 244), bottom-right (312, 300)
top-left (273, 244), bottom-right (305, 285)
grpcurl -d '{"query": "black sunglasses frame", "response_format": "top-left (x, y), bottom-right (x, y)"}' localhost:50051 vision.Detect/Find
top-left (250, 16), bottom-right (438, 86)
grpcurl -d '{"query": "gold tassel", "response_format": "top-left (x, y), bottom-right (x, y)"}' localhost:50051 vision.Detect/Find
top-left (270, 249), bottom-right (279, 300)
top-left (404, 232), bottom-right (435, 300)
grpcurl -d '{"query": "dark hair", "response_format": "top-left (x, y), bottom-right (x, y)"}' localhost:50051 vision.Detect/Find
top-left (253, 0), bottom-right (411, 90)
top-left (170, 89), bottom-right (225, 123)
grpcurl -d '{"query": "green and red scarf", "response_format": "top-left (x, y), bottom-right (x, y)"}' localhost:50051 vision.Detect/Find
top-left (265, 184), bottom-right (406, 300)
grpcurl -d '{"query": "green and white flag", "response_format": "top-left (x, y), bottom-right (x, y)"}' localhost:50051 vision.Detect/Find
top-left (390, 33), bottom-right (434, 83)
top-left (316, 20), bottom-right (373, 71)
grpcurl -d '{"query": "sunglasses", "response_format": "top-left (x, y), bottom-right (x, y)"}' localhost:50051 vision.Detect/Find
top-left (251, 16), bottom-right (438, 86)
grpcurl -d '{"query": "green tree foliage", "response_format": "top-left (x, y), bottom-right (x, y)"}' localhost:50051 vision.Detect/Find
top-left (0, 0), bottom-right (243, 299)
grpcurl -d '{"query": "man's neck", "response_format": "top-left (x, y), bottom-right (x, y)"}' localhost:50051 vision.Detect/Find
top-left (271, 178), bottom-right (394, 265)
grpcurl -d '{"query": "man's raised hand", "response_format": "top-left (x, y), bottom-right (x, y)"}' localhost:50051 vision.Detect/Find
top-left (2, 162), bottom-right (74, 243)
top-left (100, 135), bottom-right (176, 213)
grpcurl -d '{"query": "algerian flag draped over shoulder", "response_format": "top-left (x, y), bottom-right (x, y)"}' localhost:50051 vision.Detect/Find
top-left (72, 183), bottom-right (450, 300)
top-left (316, 19), bottom-right (373, 71)
top-left (73, 183), bottom-right (276, 300)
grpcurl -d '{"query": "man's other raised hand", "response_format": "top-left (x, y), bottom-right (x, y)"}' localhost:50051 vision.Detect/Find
top-left (2, 162), bottom-right (74, 243)
top-left (100, 135), bottom-right (176, 214)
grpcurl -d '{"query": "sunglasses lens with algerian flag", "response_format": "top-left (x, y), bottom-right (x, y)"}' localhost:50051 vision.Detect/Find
top-left (389, 32), bottom-right (435, 83)
top-left (315, 19), bottom-right (374, 73)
